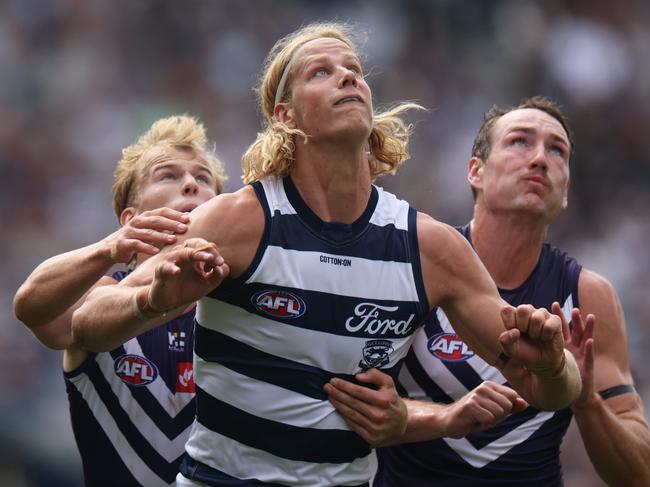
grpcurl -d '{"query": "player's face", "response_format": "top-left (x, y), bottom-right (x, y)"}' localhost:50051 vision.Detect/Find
top-left (136, 146), bottom-right (217, 214)
top-left (475, 108), bottom-right (571, 221)
top-left (280, 38), bottom-right (373, 144)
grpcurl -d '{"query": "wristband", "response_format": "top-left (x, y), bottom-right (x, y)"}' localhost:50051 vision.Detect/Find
top-left (599, 384), bottom-right (637, 400)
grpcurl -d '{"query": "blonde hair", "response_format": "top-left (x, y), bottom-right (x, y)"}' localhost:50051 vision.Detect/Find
top-left (241, 22), bottom-right (422, 184)
top-left (112, 115), bottom-right (226, 218)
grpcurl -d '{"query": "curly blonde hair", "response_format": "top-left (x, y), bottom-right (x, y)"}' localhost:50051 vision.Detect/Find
top-left (241, 22), bottom-right (422, 184)
top-left (112, 115), bottom-right (226, 218)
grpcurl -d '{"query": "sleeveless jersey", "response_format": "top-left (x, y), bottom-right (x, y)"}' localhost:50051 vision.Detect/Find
top-left (375, 224), bottom-right (583, 487)
top-left (179, 176), bottom-right (428, 487)
top-left (64, 270), bottom-right (196, 486)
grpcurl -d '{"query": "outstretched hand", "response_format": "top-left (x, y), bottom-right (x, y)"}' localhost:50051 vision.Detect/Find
top-left (104, 207), bottom-right (190, 264)
top-left (552, 302), bottom-right (596, 409)
top-left (147, 238), bottom-right (229, 312)
top-left (324, 368), bottom-right (407, 447)
top-left (499, 304), bottom-right (566, 377)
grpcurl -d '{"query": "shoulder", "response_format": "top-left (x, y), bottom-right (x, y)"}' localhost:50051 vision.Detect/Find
top-left (188, 185), bottom-right (265, 278)
top-left (416, 212), bottom-right (475, 266)
top-left (578, 268), bottom-right (624, 328)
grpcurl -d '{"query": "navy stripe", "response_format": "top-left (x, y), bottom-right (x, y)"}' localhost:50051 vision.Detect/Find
top-left (109, 346), bottom-right (196, 438)
top-left (83, 358), bottom-right (184, 483)
top-left (282, 175), bottom-right (379, 246)
top-left (195, 386), bottom-right (370, 463)
top-left (206, 286), bottom-right (422, 341)
top-left (403, 350), bottom-right (454, 403)
top-left (463, 406), bottom-right (541, 449)
top-left (195, 325), bottom-right (403, 400)
top-left (408, 207), bottom-right (429, 315)
top-left (181, 455), bottom-right (370, 487)
top-left (268, 213), bottom-right (411, 261)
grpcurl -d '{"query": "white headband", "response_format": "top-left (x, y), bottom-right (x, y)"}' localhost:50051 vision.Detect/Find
top-left (273, 44), bottom-right (308, 108)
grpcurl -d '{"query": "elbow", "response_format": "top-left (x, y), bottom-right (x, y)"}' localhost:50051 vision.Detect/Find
top-left (13, 285), bottom-right (33, 327)
top-left (70, 307), bottom-right (91, 351)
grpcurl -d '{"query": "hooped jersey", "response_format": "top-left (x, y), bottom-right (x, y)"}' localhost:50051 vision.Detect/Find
top-left (180, 176), bottom-right (429, 486)
top-left (64, 270), bottom-right (196, 486)
top-left (375, 224), bottom-right (582, 487)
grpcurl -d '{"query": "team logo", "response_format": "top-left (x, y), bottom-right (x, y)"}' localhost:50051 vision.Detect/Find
top-left (114, 354), bottom-right (159, 386)
top-left (252, 290), bottom-right (306, 318)
top-left (168, 330), bottom-right (186, 352)
top-left (176, 362), bottom-right (195, 393)
top-left (427, 333), bottom-right (475, 362)
top-left (359, 339), bottom-right (394, 369)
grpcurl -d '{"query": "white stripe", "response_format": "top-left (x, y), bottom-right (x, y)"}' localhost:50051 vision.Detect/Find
top-left (120, 339), bottom-right (195, 414)
top-left (197, 298), bottom-right (415, 374)
top-left (397, 360), bottom-right (429, 401)
top-left (369, 186), bottom-right (410, 231)
top-left (260, 177), bottom-right (297, 216)
top-left (94, 352), bottom-right (193, 462)
top-left (185, 421), bottom-right (371, 486)
top-left (246, 246), bottom-right (419, 302)
top-left (442, 411), bottom-right (554, 468)
top-left (67, 372), bottom-right (180, 486)
top-left (194, 355), bottom-right (349, 430)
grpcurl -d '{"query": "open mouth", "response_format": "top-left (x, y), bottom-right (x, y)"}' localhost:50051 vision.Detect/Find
top-left (334, 96), bottom-right (363, 106)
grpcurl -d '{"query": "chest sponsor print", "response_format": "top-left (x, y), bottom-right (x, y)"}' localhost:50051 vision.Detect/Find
top-left (427, 332), bottom-right (475, 362)
top-left (114, 354), bottom-right (159, 386)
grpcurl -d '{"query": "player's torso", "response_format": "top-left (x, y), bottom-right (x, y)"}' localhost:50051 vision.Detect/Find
top-left (376, 226), bottom-right (582, 487)
top-left (184, 176), bottom-right (428, 487)
top-left (65, 271), bottom-right (196, 487)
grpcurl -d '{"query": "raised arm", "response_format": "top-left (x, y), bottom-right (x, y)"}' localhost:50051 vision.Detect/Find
top-left (568, 269), bottom-right (650, 486)
top-left (71, 187), bottom-right (264, 352)
top-left (418, 213), bottom-right (581, 411)
top-left (13, 208), bottom-right (190, 349)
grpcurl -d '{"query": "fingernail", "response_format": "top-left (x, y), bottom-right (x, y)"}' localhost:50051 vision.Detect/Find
top-left (177, 224), bottom-right (187, 231)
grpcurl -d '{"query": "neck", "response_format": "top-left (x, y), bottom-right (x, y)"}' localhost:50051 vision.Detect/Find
top-left (470, 204), bottom-right (549, 289)
top-left (290, 138), bottom-right (372, 223)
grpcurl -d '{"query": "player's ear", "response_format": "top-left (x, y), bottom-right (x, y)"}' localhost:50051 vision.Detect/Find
top-left (468, 157), bottom-right (484, 193)
top-left (273, 102), bottom-right (296, 129)
top-left (120, 207), bottom-right (136, 226)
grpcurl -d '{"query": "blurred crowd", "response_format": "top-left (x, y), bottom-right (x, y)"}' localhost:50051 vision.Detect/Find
top-left (1, 1), bottom-right (648, 485)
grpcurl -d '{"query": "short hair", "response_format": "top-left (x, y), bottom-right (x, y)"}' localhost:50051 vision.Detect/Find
top-left (241, 21), bottom-right (422, 184)
top-left (470, 96), bottom-right (574, 199)
top-left (112, 115), bottom-right (226, 218)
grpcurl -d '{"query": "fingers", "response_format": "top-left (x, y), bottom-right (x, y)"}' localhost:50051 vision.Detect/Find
top-left (552, 301), bottom-right (571, 342)
top-left (356, 367), bottom-right (396, 391)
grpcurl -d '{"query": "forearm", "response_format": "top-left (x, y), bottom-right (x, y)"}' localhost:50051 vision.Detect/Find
top-left (71, 284), bottom-right (181, 352)
top-left (573, 396), bottom-right (650, 486)
top-left (14, 243), bottom-right (115, 328)
top-left (505, 350), bottom-right (582, 411)
top-left (401, 400), bottom-right (448, 443)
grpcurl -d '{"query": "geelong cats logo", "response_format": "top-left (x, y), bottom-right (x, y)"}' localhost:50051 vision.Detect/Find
top-left (359, 339), bottom-right (394, 369)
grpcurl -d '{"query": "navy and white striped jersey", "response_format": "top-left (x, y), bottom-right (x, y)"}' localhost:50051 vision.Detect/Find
top-left (375, 225), bottom-right (582, 487)
top-left (65, 271), bottom-right (196, 486)
top-left (179, 176), bottom-right (428, 487)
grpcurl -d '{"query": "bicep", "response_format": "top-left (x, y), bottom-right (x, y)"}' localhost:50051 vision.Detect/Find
top-left (418, 215), bottom-right (506, 364)
top-left (579, 269), bottom-right (635, 391)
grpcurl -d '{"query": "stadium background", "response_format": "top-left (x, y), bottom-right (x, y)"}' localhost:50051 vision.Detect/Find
top-left (1, 1), bottom-right (648, 485)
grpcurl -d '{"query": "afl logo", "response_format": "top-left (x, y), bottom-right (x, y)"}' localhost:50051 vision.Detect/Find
top-left (114, 354), bottom-right (159, 386)
top-left (252, 290), bottom-right (306, 319)
top-left (427, 333), bottom-right (475, 362)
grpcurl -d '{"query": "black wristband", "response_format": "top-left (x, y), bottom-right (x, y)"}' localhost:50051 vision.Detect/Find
top-left (599, 384), bottom-right (637, 400)
top-left (495, 352), bottom-right (511, 368)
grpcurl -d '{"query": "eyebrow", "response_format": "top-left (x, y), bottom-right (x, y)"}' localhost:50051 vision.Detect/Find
top-left (151, 161), bottom-right (214, 175)
top-left (299, 52), bottom-right (361, 71)
top-left (507, 126), bottom-right (569, 148)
